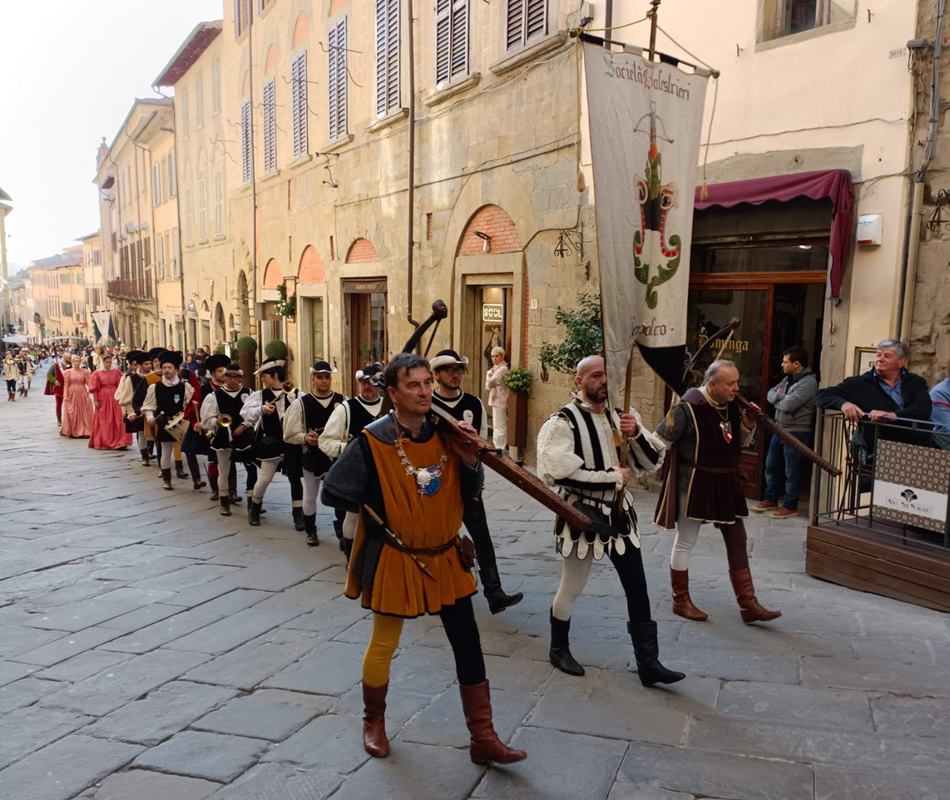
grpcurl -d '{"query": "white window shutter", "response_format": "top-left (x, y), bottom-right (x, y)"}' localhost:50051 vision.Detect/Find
top-left (328, 21), bottom-right (347, 140)
top-left (292, 52), bottom-right (309, 157)
top-left (525, 0), bottom-right (546, 42)
top-left (263, 79), bottom-right (277, 173)
top-left (375, 0), bottom-right (400, 117)
top-left (506, 0), bottom-right (524, 50)
top-left (185, 187), bottom-right (193, 245)
top-left (198, 178), bottom-right (207, 241)
top-left (451, 0), bottom-right (469, 80)
top-left (241, 101), bottom-right (252, 183)
top-left (436, 0), bottom-right (451, 85)
top-left (214, 170), bottom-right (224, 237)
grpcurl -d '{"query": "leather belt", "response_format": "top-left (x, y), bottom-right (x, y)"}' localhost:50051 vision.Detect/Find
top-left (681, 458), bottom-right (738, 475)
top-left (383, 535), bottom-right (459, 557)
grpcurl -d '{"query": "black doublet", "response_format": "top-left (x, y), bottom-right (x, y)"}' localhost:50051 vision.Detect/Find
top-left (301, 392), bottom-right (345, 475)
top-left (431, 391), bottom-right (484, 435)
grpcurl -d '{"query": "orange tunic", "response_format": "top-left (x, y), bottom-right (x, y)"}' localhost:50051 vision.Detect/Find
top-left (345, 432), bottom-right (477, 617)
top-left (143, 371), bottom-right (162, 439)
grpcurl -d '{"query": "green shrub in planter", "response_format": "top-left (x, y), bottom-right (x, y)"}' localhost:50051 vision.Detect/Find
top-left (264, 339), bottom-right (288, 360)
top-left (502, 366), bottom-right (533, 395)
top-left (236, 336), bottom-right (257, 354)
top-left (214, 344), bottom-right (227, 354)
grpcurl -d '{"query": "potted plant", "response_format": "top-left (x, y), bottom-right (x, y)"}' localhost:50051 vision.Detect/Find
top-left (236, 336), bottom-right (257, 389)
top-left (276, 283), bottom-right (296, 319)
top-left (502, 366), bottom-right (533, 450)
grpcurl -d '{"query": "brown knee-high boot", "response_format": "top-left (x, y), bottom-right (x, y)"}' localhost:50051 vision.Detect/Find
top-left (670, 569), bottom-right (708, 621)
top-left (459, 681), bottom-right (527, 765)
top-left (729, 568), bottom-right (782, 623)
top-left (362, 682), bottom-right (389, 758)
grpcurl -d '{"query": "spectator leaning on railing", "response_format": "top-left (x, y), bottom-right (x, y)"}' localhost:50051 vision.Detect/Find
top-left (814, 339), bottom-right (932, 425)
top-left (931, 369), bottom-right (950, 434)
top-left (753, 345), bottom-right (818, 519)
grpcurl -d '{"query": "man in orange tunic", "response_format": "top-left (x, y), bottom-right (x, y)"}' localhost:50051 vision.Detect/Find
top-left (322, 353), bottom-right (527, 767)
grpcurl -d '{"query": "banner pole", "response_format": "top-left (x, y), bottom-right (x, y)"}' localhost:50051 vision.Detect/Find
top-left (647, 0), bottom-right (661, 61)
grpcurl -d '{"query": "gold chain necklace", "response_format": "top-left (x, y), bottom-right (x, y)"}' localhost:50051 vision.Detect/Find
top-left (393, 415), bottom-right (448, 497)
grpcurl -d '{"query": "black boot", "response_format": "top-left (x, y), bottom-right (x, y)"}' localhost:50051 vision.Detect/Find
top-left (219, 496), bottom-right (231, 516)
top-left (627, 621), bottom-right (685, 687)
top-left (479, 566), bottom-right (524, 615)
top-left (248, 500), bottom-right (261, 526)
top-left (292, 507), bottom-right (305, 531)
top-left (304, 514), bottom-right (319, 547)
top-left (342, 537), bottom-right (353, 563)
top-left (549, 612), bottom-right (585, 676)
top-left (175, 461), bottom-right (188, 480)
top-left (187, 455), bottom-right (206, 490)
top-left (140, 449), bottom-right (150, 466)
top-left (161, 468), bottom-right (173, 491)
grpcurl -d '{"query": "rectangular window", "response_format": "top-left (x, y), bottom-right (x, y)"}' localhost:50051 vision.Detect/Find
top-left (167, 149), bottom-right (177, 198)
top-left (212, 59), bottom-right (222, 113)
top-left (263, 79), bottom-right (277, 172)
top-left (196, 75), bottom-right (205, 129)
top-left (292, 51), bottom-right (310, 155)
top-left (198, 178), bottom-right (208, 242)
top-left (157, 233), bottom-right (165, 280)
top-left (184, 187), bottom-right (194, 245)
top-left (375, 0), bottom-right (400, 118)
top-left (151, 162), bottom-right (161, 207)
top-left (328, 22), bottom-right (348, 140)
top-left (62, 302), bottom-right (72, 318)
top-left (761, 0), bottom-right (838, 40)
top-left (213, 169), bottom-right (224, 237)
top-left (172, 229), bottom-right (181, 277)
top-left (506, 0), bottom-right (546, 51)
top-left (181, 88), bottom-right (190, 139)
top-left (241, 100), bottom-right (252, 183)
top-left (436, 0), bottom-right (468, 85)
top-left (234, 0), bottom-right (250, 38)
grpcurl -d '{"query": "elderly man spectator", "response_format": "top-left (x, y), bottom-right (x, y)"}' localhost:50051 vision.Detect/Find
top-left (815, 339), bottom-right (932, 458)
top-left (753, 346), bottom-right (818, 519)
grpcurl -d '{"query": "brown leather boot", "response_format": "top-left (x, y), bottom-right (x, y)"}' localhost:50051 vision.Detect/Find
top-left (670, 569), bottom-right (708, 621)
top-left (729, 568), bottom-right (782, 623)
top-left (362, 682), bottom-right (389, 758)
top-left (459, 681), bottom-right (527, 765)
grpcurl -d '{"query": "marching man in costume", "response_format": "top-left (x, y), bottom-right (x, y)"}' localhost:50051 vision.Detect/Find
top-left (241, 358), bottom-right (297, 527)
top-left (193, 353), bottom-right (231, 501)
top-left (321, 352), bottom-right (527, 766)
top-left (319, 363), bottom-right (385, 557)
top-left (201, 363), bottom-right (254, 516)
top-left (537, 355), bottom-right (684, 687)
top-left (431, 348), bottom-right (523, 614)
top-left (115, 350), bottom-right (153, 464)
top-left (282, 360), bottom-right (345, 546)
top-left (141, 351), bottom-right (193, 491)
top-left (654, 359), bottom-right (781, 624)
top-left (133, 347), bottom-right (166, 467)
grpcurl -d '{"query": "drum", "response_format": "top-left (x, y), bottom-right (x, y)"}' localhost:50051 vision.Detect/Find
top-left (164, 411), bottom-right (190, 443)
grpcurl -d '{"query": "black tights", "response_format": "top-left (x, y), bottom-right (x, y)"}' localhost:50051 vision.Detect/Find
top-left (715, 520), bottom-right (750, 570)
top-left (440, 596), bottom-right (486, 686)
top-left (462, 497), bottom-right (497, 572)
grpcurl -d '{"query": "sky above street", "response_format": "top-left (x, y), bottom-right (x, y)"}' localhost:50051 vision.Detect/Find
top-left (0, 0), bottom-right (223, 272)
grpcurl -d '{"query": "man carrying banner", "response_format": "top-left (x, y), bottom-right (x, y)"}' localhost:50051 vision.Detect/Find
top-left (655, 359), bottom-right (781, 624)
top-left (537, 355), bottom-right (684, 686)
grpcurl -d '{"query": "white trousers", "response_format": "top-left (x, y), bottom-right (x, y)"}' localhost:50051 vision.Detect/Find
top-left (670, 495), bottom-right (703, 571)
top-left (302, 469), bottom-right (322, 516)
top-left (343, 510), bottom-right (359, 540)
top-left (159, 441), bottom-right (175, 470)
top-left (551, 555), bottom-right (593, 621)
top-left (491, 406), bottom-right (508, 451)
top-left (216, 449), bottom-right (233, 494)
top-left (252, 457), bottom-right (281, 503)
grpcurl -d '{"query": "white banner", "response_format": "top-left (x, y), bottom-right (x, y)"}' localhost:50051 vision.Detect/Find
top-left (92, 311), bottom-right (114, 345)
top-left (584, 42), bottom-right (708, 402)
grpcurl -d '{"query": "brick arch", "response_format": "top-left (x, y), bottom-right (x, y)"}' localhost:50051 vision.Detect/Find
top-left (298, 245), bottom-right (325, 283)
top-left (263, 258), bottom-right (283, 289)
top-left (459, 205), bottom-right (523, 256)
top-left (345, 238), bottom-right (379, 263)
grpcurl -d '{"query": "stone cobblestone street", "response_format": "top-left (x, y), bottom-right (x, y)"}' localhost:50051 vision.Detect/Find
top-left (2, 386), bottom-right (949, 800)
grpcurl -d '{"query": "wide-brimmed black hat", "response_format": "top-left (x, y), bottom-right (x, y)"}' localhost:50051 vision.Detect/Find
top-left (356, 363), bottom-right (383, 382)
top-left (204, 354), bottom-right (231, 373)
top-left (146, 347), bottom-right (165, 361)
top-left (159, 350), bottom-right (183, 369)
top-left (310, 360), bottom-right (336, 375)
top-left (125, 350), bottom-right (147, 364)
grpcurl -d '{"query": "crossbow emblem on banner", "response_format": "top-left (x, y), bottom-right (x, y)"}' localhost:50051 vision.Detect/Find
top-left (633, 102), bottom-right (680, 310)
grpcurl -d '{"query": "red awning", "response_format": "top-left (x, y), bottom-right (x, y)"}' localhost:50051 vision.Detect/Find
top-left (694, 169), bottom-right (855, 298)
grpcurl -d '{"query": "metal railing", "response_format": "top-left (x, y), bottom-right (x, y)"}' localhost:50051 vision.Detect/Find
top-left (813, 410), bottom-right (950, 552)
top-left (106, 279), bottom-right (153, 301)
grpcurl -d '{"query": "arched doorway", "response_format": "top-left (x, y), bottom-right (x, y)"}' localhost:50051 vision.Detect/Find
top-left (214, 302), bottom-right (226, 348)
top-left (237, 271), bottom-right (250, 337)
top-left (343, 238), bottom-right (387, 395)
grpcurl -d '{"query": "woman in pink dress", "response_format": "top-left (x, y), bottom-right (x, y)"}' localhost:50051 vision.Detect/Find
top-left (89, 352), bottom-right (132, 449)
top-left (60, 356), bottom-right (94, 438)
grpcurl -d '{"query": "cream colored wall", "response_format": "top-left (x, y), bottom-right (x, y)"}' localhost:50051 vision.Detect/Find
top-left (586, 0), bottom-right (917, 391)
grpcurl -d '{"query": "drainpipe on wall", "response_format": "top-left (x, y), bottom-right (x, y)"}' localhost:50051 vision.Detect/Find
top-left (406, 0), bottom-right (418, 330)
top-left (897, 0), bottom-right (945, 342)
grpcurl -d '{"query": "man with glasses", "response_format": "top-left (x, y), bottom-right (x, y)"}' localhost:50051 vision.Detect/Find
top-left (430, 349), bottom-right (523, 614)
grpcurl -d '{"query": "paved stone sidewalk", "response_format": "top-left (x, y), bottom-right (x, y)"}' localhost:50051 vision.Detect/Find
top-left (1, 383), bottom-right (948, 800)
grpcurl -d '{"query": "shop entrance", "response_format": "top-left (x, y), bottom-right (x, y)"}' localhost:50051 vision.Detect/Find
top-left (461, 283), bottom-right (512, 415)
top-left (687, 243), bottom-right (827, 499)
top-left (344, 279), bottom-right (387, 396)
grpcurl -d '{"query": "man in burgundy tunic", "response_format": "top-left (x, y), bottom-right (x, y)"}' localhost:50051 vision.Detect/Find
top-left (654, 360), bottom-right (781, 624)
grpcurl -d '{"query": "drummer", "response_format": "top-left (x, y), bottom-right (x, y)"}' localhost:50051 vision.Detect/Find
top-left (141, 350), bottom-right (194, 491)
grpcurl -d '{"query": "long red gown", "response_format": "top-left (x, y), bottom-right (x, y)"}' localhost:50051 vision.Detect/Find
top-left (60, 368), bottom-right (94, 438)
top-left (89, 369), bottom-right (132, 449)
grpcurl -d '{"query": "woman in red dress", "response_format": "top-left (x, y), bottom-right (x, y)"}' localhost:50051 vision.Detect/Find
top-left (89, 353), bottom-right (133, 449)
top-left (60, 356), bottom-right (94, 438)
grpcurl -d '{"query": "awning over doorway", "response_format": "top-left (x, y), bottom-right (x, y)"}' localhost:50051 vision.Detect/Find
top-left (695, 169), bottom-right (854, 298)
